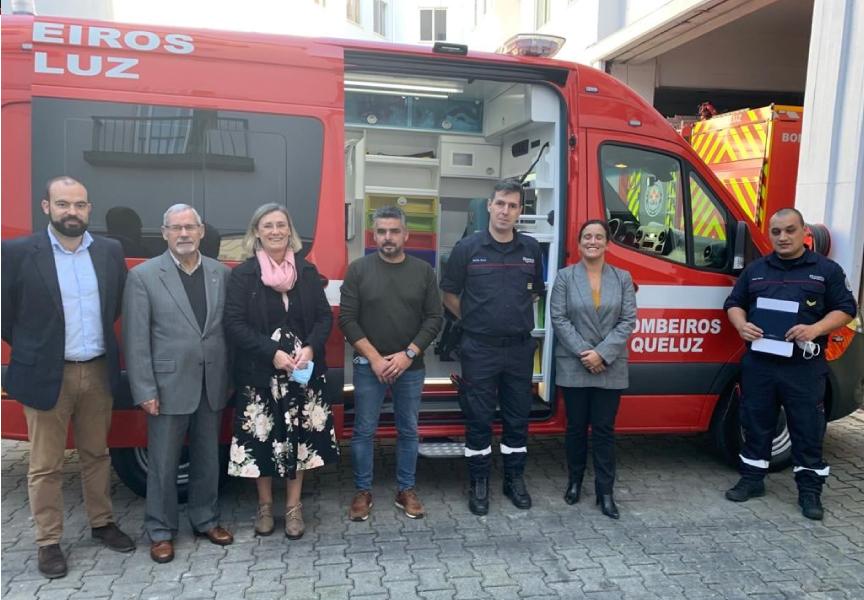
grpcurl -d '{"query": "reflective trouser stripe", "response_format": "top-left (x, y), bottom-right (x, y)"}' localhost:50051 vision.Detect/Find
top-left (793, 465), bottom-right (830, 476)
top-left (464, 446), bottom-right (492, 457)
top-left (500, 444), bottom-right (527, 455)
top-left (740, 455), bottom-right (769, 469)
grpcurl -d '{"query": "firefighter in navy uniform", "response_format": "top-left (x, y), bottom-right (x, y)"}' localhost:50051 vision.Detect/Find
top-left (441, 179), bottom-right (546, 515)
top-left (723, 208), bottom-right (857, 520)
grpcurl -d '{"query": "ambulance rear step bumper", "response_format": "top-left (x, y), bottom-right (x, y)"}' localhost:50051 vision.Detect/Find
top-left (418, 440), bottom-right (464, 458)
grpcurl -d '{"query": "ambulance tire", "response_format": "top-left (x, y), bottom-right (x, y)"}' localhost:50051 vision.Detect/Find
top-left (710, 382), bottom-right (793, 471)
top-left (110, 445), bottom-right (229, 503)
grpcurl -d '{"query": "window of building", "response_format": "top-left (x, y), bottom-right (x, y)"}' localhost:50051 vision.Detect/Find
top-left (420, 8), bottom-right (447, 41)
top-left (32, 97), bottom-right (324, 260)
top-left (346, 0), bottom-right (360, 24)
top-left (535, 0), bottom-right (551, 28)
top-left (599, 144), bottom-right (732, 270)
top-left (373, 0), bottom-right (388, 36)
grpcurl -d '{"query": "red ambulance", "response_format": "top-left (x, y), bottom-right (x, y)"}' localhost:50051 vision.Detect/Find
top-left (2, 16), bottom-right (861, 497)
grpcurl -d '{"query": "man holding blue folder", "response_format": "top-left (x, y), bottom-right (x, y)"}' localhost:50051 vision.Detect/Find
top-left (723, 208), bottom-right (856, 520)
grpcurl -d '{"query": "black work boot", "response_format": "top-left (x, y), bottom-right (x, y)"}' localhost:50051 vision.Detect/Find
top-left (799, 492), bottom-right (824, 521)
top-left (725, 477), bottom-right (765, 502)
top-left (502, 473), bottom-right (532, 509)
top-left (468, 477), bottom-right (489, 516)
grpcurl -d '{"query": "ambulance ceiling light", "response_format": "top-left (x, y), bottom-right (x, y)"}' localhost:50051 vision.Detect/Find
top-left (498, 34), bottom-right (565, 58)
top-left (344, 87), bottom-right (448, 99)
top-left (344, 74), bottom-right (464, 95)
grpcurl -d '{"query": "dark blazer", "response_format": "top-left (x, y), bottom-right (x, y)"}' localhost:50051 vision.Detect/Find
top-left (224, 255), bottom-right (332, 389)
top-left (1, 230), bottom-right (127, 410)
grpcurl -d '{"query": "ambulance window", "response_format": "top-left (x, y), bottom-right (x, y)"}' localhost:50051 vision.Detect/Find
top-left (688, 172), bottom-right (730, 270)
top-left (31, 98), bottom-right (323, 261)
top-left (599, 144), bottom-right (687, 265)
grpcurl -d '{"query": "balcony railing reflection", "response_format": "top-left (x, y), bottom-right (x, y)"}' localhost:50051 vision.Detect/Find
top-left (84, 115), bottom-right (254, 171)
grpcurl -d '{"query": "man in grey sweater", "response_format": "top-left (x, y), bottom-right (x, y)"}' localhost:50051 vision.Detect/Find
top-left (339, 206), bottom-right (442, 521)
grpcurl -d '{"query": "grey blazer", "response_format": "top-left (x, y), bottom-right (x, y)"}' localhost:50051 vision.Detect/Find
top-left (550, 262), bottom-right (637, 389)
top-left (122, 251), bottom-right (232, 415)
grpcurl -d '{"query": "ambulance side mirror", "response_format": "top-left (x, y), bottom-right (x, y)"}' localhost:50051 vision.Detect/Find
top-left (732, 220), bottom-right (750, 273)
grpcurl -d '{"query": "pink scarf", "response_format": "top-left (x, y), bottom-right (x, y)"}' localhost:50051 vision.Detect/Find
top-left (257, 249), bottom-right (297, 309)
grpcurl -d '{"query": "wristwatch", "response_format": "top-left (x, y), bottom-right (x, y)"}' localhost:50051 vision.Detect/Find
top-left (405, 348), bottom-right (417, 359)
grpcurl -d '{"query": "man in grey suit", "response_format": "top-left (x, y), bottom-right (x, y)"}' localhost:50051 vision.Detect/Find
top-left (123, 204), bottom-right (234, 564)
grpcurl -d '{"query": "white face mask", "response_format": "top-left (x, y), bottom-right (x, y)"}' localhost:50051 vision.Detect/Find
top-left (796, 339), bottom-right (821, 360)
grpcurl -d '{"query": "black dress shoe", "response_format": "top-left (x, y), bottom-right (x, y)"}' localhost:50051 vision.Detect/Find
top-left (92, 523), bottom-right (135, 553)
top-left (468, 477), bottom-right (489, 516)
top-left (596, 494), bottom-right (620, 519)
top-left (564, 479), bottom-right (582, 505)
top-left (37, 544), bottom-right (67, 579)
top-left (503, 475), bottom-right (532, 509)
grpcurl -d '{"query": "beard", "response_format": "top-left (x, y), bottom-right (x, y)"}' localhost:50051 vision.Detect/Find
top-left (379, 243), bottom-right (402, 256)
top-left (50, 214), bottom-right (88, 237)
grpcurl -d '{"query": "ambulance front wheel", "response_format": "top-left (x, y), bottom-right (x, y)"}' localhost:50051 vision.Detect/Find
top-left (110, 446), bottom-right (229, 503)
top-left (710, 382), bottom-right (793, 471)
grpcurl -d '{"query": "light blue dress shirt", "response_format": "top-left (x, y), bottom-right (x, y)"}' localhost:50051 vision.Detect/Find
top-left (47, 226), bottom-right (105, 361)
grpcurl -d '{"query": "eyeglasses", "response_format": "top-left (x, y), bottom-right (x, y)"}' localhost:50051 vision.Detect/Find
top-left (53, 201), bottom-right (90, 211)
top-left (163, 224), bottom-right (202, 233)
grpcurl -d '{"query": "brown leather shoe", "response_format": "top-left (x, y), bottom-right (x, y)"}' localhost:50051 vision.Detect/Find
top-left (92, 523), bottom-right (135, 553)
top-left (193, 526), bottom-right (234, 546)
top-left (150, 540), bottom-right (174, 564)
top-left (37, 544), bottom-right (67, 579)
top-left (395, 488), bottom-right (425, 519)
top-left (349, 490), bottom-right (373, 521)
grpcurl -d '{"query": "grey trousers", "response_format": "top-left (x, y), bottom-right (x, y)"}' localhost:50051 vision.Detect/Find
top-left (145, 397), bottom-right (221, 542)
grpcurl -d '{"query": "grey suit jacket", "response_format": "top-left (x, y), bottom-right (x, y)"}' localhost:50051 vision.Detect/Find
top-left (550, 262), bottom-right (637, 389)
top-left (122, 251), bottom-right (232, 415)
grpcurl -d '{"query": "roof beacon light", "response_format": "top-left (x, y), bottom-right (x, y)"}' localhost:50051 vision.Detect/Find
top-left (498, 34), bottom-right (565, 58)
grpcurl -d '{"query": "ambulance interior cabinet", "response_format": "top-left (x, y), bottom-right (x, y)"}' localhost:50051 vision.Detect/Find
top-left (439, 136), bottom-right (501, 179)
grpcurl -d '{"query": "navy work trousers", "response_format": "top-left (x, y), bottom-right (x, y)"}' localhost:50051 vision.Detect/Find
top-left (739, 351), bottom-right (829, 494)
top-left (459, 334), bottom-right (536, 479)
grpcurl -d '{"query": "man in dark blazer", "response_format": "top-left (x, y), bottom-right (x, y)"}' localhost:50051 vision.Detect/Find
top-left (1, 176), bottom-right (134, 579)
top-left (123, 204), bottom-right (233, 564)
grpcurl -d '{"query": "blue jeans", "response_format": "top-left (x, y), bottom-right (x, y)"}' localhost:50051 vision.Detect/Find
top-left (351, 362), bottom-right (424, 491)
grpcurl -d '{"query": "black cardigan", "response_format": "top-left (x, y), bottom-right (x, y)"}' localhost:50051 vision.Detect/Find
top-left (224, 255), bottom-right (332, 388)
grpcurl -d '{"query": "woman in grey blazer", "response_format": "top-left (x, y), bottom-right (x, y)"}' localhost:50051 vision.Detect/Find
top-left (550, 220), bottom-right (637, 519)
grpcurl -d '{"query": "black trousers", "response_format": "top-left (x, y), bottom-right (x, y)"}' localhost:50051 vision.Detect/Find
top-left (459, 335), bottom-right (536, 479)
top-left (561, 386), bottom-right (621, 495)
top-left (739, 352), bottom-right (828, 494)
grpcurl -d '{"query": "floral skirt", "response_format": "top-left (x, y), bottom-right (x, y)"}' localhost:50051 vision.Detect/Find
top-left (228, 359), bottom-right (339, 478)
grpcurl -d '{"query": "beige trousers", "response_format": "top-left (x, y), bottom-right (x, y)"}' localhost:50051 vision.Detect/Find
top-left (23, 358), bottom-right (115, 546)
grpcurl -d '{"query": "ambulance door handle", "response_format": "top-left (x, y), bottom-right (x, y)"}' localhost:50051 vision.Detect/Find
top-left (345, 202), bottom-right (355, 241)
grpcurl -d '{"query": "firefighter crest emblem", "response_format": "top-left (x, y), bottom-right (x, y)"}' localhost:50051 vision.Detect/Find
top-left (645, 182), bottom-right (665, 218)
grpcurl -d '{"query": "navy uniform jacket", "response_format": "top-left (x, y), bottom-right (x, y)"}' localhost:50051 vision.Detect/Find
top-left (1, 231), bottom-right (127, 410)
top-left (441, 229), bottom-right (545, 338)
top-left (724, 249), bottom-right (857, 364)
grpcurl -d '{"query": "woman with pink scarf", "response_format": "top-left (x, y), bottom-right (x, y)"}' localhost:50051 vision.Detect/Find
top-left (224, 204), bottom-right (338, 539)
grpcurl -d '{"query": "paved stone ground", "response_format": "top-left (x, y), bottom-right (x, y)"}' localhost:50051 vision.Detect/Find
top-left (2, 411), bottom-right (863, 600)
